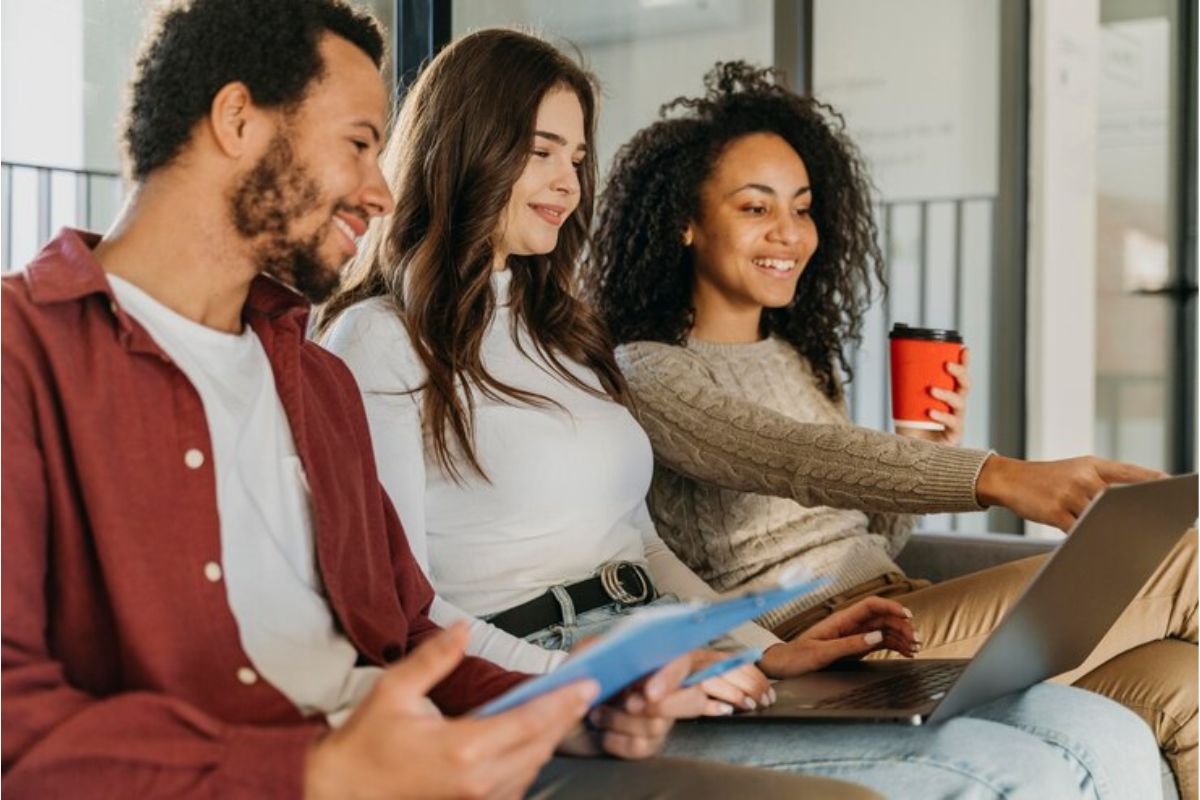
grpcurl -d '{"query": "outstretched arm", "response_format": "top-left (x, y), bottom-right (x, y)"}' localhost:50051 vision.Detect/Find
top-left (618, 342), bottom-right (988, 515)
top-left (620, 343), bottom-right (1163, 533)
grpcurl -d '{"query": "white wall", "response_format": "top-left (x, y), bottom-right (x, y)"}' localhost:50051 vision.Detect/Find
top-left (1025, 0), bottom-right (1101, 455)
top-left (813, 0), bottom-right (999, 202)
top-left (1025, 0), bottom-right (1101, 537)
top-left (1093, 16), bottom-right (1172, 469)
top-left (2, 0), bottom-right (85, 168)
top-left (2, 0), bottom-right (87, 267)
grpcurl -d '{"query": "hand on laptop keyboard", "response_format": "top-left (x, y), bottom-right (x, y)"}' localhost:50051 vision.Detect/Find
top-left (758, 596), bottom-right (919, 679)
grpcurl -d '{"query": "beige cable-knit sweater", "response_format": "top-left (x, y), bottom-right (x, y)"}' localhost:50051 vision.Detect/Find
top-left (616, 337), bottom-right (992, 630)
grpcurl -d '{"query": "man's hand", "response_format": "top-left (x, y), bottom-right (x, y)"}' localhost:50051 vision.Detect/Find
top-left (304, 623), bottom-right (598, 800)
top-left (976, 454), bottom-right (1166, 531)
top-left (758, 597), bottom-right (918, 679)
top-left (897, 350), bottom-right (970, 446)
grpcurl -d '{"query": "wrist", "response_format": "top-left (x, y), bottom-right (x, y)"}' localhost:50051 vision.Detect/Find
top-left (757, 643), bottom-right (788, 679)
top-left (975, 453), bottom-right (1016, 508)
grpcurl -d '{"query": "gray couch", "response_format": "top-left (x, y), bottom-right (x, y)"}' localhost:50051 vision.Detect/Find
top-left (896, 532), bottom-right (1179, 800)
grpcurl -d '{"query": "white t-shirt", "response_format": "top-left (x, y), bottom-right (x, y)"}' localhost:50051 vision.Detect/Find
top-left (107, 274), bottom-right (381, 725)
top-left (321, 269), bottom-right (778, 675)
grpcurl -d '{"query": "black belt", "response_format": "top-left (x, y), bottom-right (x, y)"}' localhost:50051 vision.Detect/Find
top-left (489, 562), bottom-right (655, 638)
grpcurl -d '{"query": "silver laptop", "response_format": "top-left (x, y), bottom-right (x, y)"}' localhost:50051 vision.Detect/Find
top-left (724, 473), bottom-right (1197, 725)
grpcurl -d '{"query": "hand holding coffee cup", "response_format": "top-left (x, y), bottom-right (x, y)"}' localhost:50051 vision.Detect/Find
top-left (888, 324), bottom-right (970, 446)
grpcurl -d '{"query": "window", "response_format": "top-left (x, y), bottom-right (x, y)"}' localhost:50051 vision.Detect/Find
top-left (1, 0), bottom-right (396, 270)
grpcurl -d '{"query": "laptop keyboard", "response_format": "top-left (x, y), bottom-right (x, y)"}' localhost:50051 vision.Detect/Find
top-left (814, 663), bottom-right (968, 710)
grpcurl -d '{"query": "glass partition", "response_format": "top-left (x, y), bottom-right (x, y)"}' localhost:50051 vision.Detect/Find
top-left (452, 0), bottom-right (773, 182)
top-left (1094, 0), bottom-right (1196, 473)
top-left (1, 0), bottom-right (396, 270)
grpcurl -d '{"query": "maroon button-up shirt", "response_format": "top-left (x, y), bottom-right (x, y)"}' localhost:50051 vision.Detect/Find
top-left (1, 230), bottom-right (525, 798)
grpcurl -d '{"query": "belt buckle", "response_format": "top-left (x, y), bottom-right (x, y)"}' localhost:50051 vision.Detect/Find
top-left (598, 561), bottom-right (650, 605)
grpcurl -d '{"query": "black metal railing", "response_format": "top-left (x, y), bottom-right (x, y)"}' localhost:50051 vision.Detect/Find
top-left (848, 195), bottom-right (998, 533)
top-left (2, 161), bottom-right (125, 271)
top-left (848, 195), bottom-right (996, 423)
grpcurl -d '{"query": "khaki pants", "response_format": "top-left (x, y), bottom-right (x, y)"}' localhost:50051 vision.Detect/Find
top-left (774, 529), bottom-right (1198, 799)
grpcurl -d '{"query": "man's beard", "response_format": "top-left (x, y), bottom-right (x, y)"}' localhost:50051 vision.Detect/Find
top-left (229, 132), bottom-right (342, 304)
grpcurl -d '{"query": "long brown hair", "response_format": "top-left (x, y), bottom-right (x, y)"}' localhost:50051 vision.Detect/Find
top-left (318, 28), bottom-right (625, 482)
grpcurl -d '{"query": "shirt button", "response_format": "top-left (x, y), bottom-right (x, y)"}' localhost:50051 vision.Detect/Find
top-left (203, 562), bottom-right (222, 582)
top-left (184, 449), bottom-right (205, 469)
top-left (237, 667), bottom-right (258, 686)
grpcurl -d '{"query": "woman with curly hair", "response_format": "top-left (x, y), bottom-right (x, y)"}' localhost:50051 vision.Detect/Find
top-left (317, 29), bottom-right (1165, 797)
top-left (588, 60), bottom-right (1196, 795)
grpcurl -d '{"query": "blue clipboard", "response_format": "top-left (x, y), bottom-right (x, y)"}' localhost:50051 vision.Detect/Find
top-left (473, 575), bottom-right (829, 717)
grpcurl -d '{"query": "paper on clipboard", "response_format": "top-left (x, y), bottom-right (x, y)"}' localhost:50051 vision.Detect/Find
top-left (473, 573), bottom-right (829, 717)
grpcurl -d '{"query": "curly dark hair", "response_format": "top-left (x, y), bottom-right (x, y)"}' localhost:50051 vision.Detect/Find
top-left (587, 62), bottom-right (885, 399)
top-left (123, 0), bottom-right (384, 181)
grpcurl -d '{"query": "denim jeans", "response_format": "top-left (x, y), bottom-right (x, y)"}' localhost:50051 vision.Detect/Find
top-left (526, 598), bottom-right (1163, 800)
top-left (523, 593), bottom-right (682, 651)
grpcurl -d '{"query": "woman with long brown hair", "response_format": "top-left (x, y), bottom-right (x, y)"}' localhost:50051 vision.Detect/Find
top-left (318, 27), bottom-right (896, 685)
top-left (317, 29), bottom-right (1161, 798)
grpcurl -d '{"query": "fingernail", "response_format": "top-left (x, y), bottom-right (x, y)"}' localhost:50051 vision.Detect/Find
top-left (902, 607), bottom-right (914, 619)
top-left (768, 688), bottom-right (777, 704)
top-left (864, 630), bottom-right (883, 645)
top-left (760, 692), bottom-right (772, 707)
top-left (717, 703), bottom-right (735, 716)
top-left (912, 630), bottom-right (922, 644)
top-left (625, 694), bottom-right (645, 714)
top-left (743, 697), bottom-right (757, 710)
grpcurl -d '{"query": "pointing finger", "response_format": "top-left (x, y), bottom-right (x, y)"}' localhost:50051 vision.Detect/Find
top-left (1094, 459), bottom-right (1168, 485)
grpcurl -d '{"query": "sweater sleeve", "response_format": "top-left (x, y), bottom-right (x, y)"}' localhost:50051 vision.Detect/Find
top-left (633, 504), bottom-right (782, 652)
top-left (321, 302), bottom-right (567, 676)
top-left (2, 331), bottom-right (320, 799)
top-left (617, 342), bottom-right (990, 515)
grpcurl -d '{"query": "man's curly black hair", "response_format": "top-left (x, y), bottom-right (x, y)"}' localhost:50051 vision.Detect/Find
top-left (123, 0), bottom-right (384, 181)
top-left (587, 62), bottom-right (885, 400)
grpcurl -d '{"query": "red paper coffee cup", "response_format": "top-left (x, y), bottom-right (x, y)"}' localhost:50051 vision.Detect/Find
top-left (889, 324), bottom-right (964, 431)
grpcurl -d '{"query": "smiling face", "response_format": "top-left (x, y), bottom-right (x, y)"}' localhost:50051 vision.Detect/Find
top-left (687, 132), bottom-right (818, 337)
top-left (229, 33), bottom-right (394, 302)
top-left (493, 87), bottom-right (586, 268)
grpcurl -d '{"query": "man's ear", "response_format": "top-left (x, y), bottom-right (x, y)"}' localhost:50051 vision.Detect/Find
top-left (682, 222), bottom-right (695, 248)
top-left (209, 81), bottom-right (266, 160)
